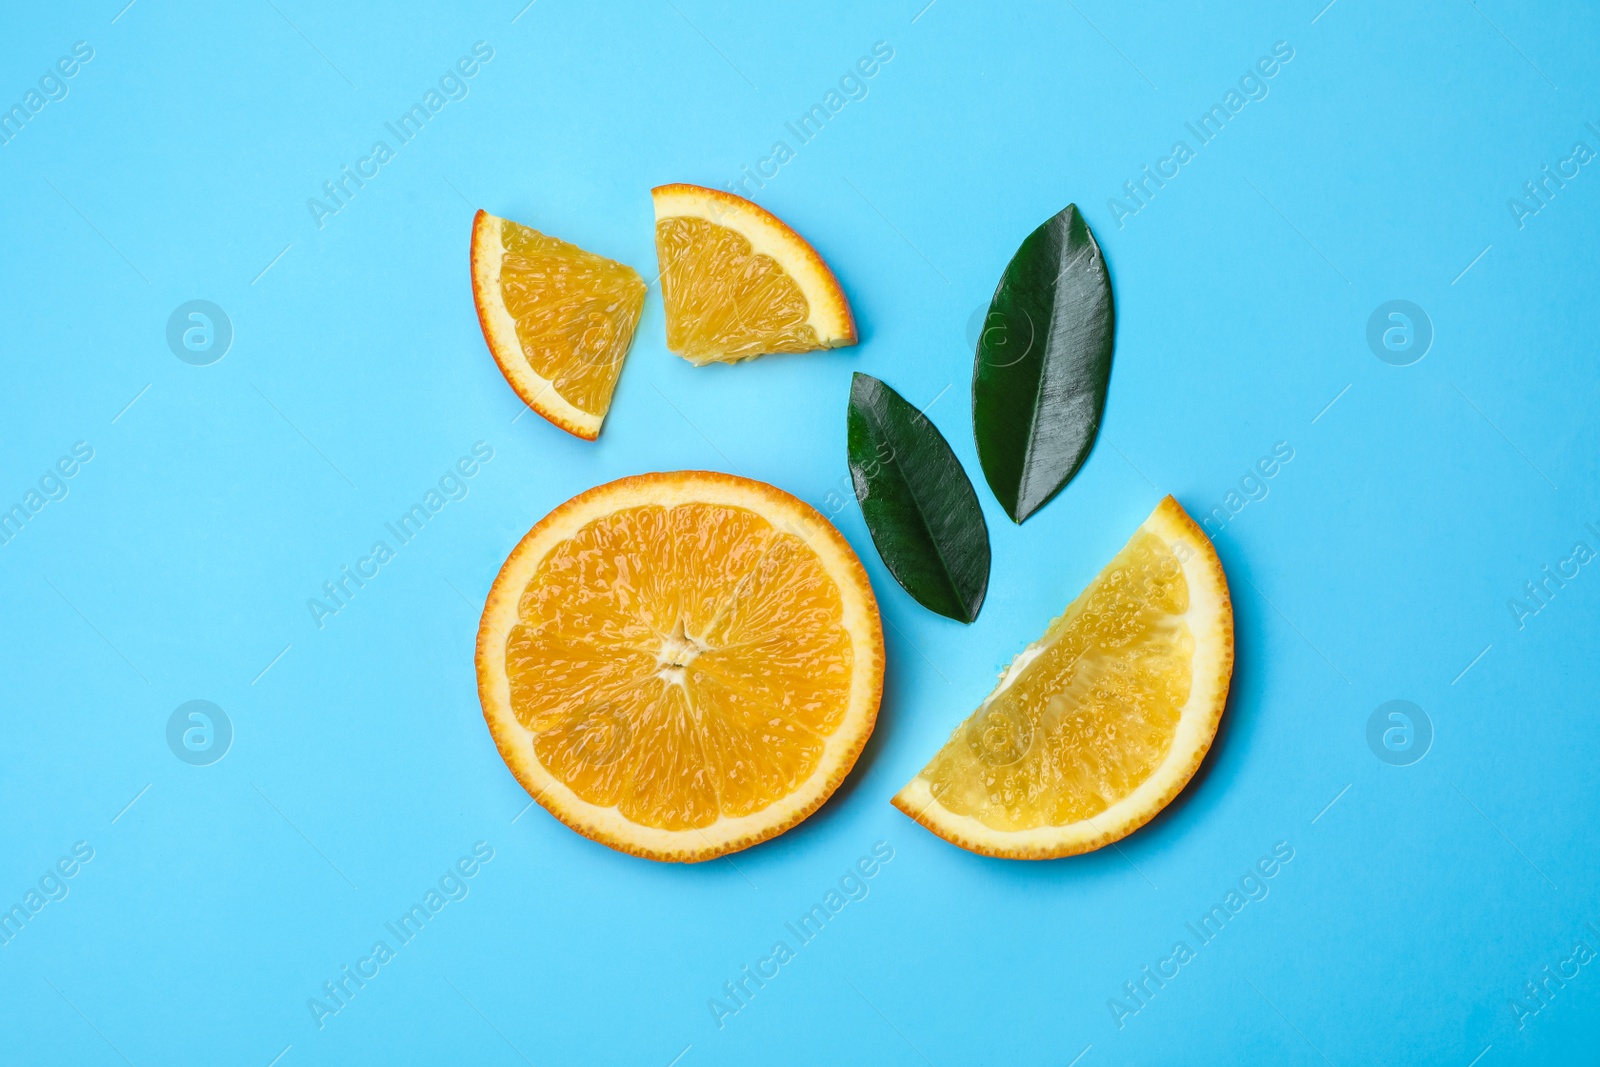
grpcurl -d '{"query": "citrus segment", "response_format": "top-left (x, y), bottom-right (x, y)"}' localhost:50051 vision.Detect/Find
top-left (652, 184), bottom-right (855, 365)
top-left (478, 472), bottom-right (883, 861)
top-left (470, 209), bottom-right (646, 439)
top-left (893, 496), bottom-right (1233, 859)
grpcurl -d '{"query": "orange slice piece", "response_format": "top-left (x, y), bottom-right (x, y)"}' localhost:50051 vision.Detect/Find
top-left (470, 210), bottom-right (646, 440)
top-left (477, 471), bottom-right (884, 862)
top-left (893, 497), bottom-right (1234, 859)
top-left (652, 184), bottom-right (856, 365)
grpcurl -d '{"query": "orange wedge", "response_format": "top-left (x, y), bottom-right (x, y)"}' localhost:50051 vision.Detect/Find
top-left (893, 497), bottom-right (1233, 859)
top-left (477, 471), bottom-right (884, 862)
top-left (470, 210), bottom-right (646, 440)
top-left (652, 184), bottom-right (856, 365)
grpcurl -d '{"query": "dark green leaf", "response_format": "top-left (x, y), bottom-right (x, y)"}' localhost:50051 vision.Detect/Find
top-left (972, 203), bottom-right (1115, 523)
top-left (847, 373), bottom-right (990, 623)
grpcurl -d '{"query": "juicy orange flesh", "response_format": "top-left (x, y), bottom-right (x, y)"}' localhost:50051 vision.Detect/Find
top-left (922, 531), bottom-right (1193, 831)
top-left (504, 502), bottom-right (854, 831)
top-left (655, 216), bottom-right (821, 363)
top-left (498, 220), bottom-right (646, 415)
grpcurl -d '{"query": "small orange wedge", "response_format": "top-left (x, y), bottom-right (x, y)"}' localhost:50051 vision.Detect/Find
top-left (471, 210), bottom-right (646, 440)
top-left (652, 184), bottom-right (856, 365)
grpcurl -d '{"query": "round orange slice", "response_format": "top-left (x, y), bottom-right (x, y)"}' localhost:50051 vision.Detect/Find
top-left (477, 471), bottom-right (884, 862)
top-left (652, 184), bottom-right (856, 365)
top-left (470, 209), bottom-right (647, 440)
top-left (893, 497), bottom-right (1234, 859)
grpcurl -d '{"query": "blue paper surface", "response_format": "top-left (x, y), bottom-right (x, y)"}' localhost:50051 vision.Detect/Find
top-left (2, 1), bottom-right (1597, 1063)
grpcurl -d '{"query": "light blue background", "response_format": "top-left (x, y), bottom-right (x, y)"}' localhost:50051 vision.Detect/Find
top-left (2, 1), bottom-right (1597, 1063)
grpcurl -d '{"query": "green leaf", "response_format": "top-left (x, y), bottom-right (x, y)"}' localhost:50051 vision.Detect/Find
top-left (972, 203), bottom-right (1115, 523)
top-left (847, 373), bottom-right (990, 624)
